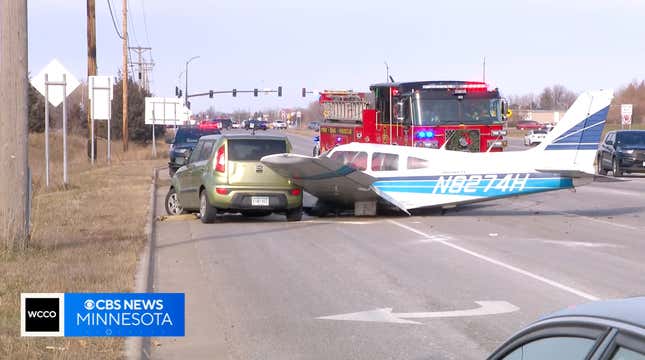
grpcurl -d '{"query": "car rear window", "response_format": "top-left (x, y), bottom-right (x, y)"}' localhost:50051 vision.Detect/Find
top-left (228, 139), bottom-right (287, 161)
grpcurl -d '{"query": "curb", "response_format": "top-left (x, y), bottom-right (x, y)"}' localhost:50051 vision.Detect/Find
top-left (125, 167), bottom-right (160, 360)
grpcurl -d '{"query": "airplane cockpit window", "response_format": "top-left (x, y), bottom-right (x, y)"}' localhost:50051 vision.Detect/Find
top-left (372, 153), bottom-right (399, 171)
top-left (330, 151), bottom-right (368, 170)
top-left (407, 157), bottom-right (430, 169)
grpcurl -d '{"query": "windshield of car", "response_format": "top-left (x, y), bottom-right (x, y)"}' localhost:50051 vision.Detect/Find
top-left (228, 139), bottom-right (287, 161)
top-left (616, 132), bottom-right (645, 146)
top-left (174, 128), bottom-right (219, 144)
top-left (413, 98), bottom-right (502, 125)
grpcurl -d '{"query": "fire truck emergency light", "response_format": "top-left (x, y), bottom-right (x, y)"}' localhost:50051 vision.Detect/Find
top-left (416, 131), bottom-right (435, 139)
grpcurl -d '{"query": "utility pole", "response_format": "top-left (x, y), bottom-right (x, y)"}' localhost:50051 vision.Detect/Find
top-left (1, 0), bottom-right (29, 251)
top-left (122, 0), bottom-right (129, 151)
top-left (87, 0), bottom-right (97, 158)
top-left (482, 56), bottom-right (486, 83)
top-left (128, 46), bottom-right (153, 91)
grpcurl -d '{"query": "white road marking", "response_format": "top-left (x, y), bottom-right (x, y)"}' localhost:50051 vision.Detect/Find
top-left (542, 240), bottom-right (622, 248)
top-left (317, 301), bottom-right (519, 325)
top-left (388, 219), bottom-right (600, 301)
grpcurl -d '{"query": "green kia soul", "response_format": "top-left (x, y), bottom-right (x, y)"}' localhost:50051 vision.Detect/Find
top-left (165, 134), bottom-right (303, 223)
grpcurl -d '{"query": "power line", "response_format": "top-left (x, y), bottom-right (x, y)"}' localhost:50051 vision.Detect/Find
top-left (141, 0), bottom-right (152, 48)
top-left (126, 3), bottom-right (140, 47)
top-left (106, 0), bottom-right (123, 39)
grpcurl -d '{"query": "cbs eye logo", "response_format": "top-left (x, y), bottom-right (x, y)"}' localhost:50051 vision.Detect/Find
top-left (21, 293), bottom-right (64, 337)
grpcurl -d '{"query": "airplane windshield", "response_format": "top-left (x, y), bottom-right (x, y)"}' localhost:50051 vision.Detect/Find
top-left (413, 98), bottom-right (503, 125)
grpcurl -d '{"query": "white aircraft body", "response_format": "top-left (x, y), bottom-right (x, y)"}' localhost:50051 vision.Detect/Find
top-left (261, 89), bottom-right (613, 214)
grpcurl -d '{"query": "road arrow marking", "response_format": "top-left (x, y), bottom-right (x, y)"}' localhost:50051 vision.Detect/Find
top-left (317, 301), bottom-right (519, 325)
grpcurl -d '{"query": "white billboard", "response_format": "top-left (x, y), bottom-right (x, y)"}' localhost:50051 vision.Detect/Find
top-left (145, 97), bottom-right (192, 126)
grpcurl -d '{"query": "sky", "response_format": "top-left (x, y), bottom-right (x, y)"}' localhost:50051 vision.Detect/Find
top-left (28, 0), bottom-right (645, 113)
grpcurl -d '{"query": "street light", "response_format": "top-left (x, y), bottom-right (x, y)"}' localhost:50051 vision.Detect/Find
top-left (185, 55), bottom-right (200, 108)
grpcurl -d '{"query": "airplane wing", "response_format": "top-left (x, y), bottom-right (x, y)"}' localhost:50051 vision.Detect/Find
top-left (535, 169), bottom-right (627, 185)
top-left (261, 153), bottom-right (382, 208)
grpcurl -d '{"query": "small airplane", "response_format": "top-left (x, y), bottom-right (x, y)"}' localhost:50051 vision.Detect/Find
top-left (261, 89), bottom-right (614, 215)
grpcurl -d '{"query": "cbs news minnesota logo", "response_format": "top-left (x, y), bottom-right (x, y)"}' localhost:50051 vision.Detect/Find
top-left (21, 292), bottom-right (184, 337)
top-left (21, 293), bottom-right (65, 337)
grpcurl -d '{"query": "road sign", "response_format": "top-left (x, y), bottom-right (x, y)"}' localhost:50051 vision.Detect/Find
top-left (31, 59), bottom-right (80, 107)
top-left (145, 97), bottom-right (192, 126)
top-left (317, 301), bottom-right (519, 324)
top-left (89, 76), bottom-right (114, 121)
top-left (621, 104), bottom-right (633, 126)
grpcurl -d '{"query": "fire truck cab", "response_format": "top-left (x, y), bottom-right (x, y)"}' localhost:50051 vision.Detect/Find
top-left (316, 81), bottom-right (509, 155)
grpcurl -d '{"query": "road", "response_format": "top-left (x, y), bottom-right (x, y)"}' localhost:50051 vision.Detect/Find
top-left (152, 130), bottom-right (645, 359)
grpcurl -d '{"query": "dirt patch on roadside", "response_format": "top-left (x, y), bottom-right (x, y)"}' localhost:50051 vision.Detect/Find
top-left (0, 133), bottom-right (166, 359)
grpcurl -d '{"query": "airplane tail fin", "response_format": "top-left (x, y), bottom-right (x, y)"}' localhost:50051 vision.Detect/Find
top-left (532, 89), bottom-right (613, 174)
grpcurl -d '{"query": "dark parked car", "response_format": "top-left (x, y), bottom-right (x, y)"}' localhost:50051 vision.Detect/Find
top-left (244, 120), bottom-right (267, 131)
top-left (516, 120), bottom-right (545, 130)
top-left (167, 125), bottom-right (221, 176)
top-left (597, 130), bottom-right (645, 177)
top-left (488, 297), bottom-right (645, 359)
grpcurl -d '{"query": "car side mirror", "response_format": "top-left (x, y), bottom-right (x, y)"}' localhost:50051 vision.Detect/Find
top-left (175, 156), bottom-right (187, 166)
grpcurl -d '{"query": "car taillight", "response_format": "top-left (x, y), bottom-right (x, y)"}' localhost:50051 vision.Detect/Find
top-left (215, 187), bottom-right (229, 195)
top-left (214, 146), bottom-right (226, 173)
top-left (290, 188), bottom-right (302, 196)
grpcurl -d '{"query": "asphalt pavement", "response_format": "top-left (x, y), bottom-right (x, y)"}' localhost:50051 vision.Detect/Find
top-left (152, 129), bottom-right (645, 359)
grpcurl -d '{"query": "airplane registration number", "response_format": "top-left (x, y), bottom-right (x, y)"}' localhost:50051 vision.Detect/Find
top-left (432, 174), bottom-right (530, 194)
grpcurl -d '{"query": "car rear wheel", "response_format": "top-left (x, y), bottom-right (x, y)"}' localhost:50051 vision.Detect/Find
top-left (199, 191), bottom-right (217, 223)
top-left (165, 187), bottom-right (184, 215)
top-left (286, 207), bottom-right (303, 222)
top-left (597, 156), bottom-right (607, 175)
top-left (612, 157), bottom-right (623, 177)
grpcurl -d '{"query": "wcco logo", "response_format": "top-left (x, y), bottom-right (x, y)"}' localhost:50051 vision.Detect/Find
top-left (21, 293), bottom-right (65, 337)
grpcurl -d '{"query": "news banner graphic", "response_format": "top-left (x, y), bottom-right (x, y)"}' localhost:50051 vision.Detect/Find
top-left (21, 293), bottom-right (184, 337)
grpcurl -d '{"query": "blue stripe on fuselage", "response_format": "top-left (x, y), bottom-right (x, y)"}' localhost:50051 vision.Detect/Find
top-left (372, 173), bottom-right (573, 197)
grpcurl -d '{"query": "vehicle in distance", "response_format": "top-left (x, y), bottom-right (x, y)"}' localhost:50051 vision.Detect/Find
top-left (516, 120), bottom-right (545, 130)
top-left (487, 297), bottom-right (645, 359)
top-left (213, 118), bottom-right (233, 130)
top-left (524, 129), bottom-right (549, 146)
top-left (244, 119), bottom-right (268, 131)
top-left (166, 134), bottom-right (303, 223)
top-left (597, 130), bottom-right (645, 176)
top-left (272, 120), bottom-right (287, 129)
top-left (308, 121), bottom-right (320, 131)
top-left (167, 124), bottom-right (221, 176)
top-left (231, 121), bottom-right (241, 129)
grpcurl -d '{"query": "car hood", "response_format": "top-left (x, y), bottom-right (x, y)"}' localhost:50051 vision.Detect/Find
top-left (618, 146), bottom-right (645, 151)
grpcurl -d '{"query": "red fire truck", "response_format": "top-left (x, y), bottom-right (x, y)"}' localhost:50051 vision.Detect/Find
top-left (315, 81), bottom-right (509, 155)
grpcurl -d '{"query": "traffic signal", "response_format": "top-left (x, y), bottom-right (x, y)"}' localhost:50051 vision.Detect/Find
top-left (209, 90), bottom-right (214, 98)
top-left (179, 89), bottom-right (182, 98)
top-left (186, 101), bottom-right (191, 109)
top-left (232, 88), bottom-right (237, 97)
top-left (302, 88), bottom-right (306, 97)
top-left (254, 88), bottom-right (258, 97)
top-left (278, 86), bottom-right (282, 97)
top-left (175, 86), bottom-right (179, 96)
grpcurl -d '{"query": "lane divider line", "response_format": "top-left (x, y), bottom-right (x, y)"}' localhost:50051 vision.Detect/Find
top-left (387, 219), bottom-right (600, 301)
